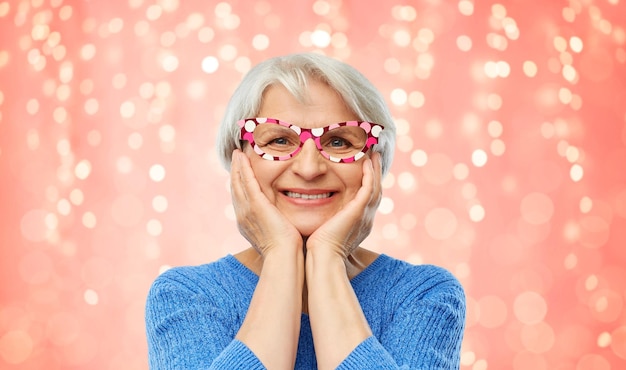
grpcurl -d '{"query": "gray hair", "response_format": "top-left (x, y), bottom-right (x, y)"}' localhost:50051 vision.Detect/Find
top-left (216, 52), bottom-right (396, 176)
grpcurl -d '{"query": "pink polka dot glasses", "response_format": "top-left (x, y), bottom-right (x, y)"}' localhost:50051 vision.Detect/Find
top-left (238, 117), bottom-right (384, 163)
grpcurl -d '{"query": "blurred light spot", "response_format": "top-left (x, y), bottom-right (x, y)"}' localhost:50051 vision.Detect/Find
top-left (486, 93), bottom-right (502, 110)
top-left (252, 34), bottom-right (270, 50)
top-left (564, 253), bottom-right (578, 269)
top-left (569, 36), bottom-right (583, 53)
top-left (580, 215), bottom-right (610, 248)
top-left (487, 120), bottom-right (503, 137)
top-left (562, 7), bottom-right (576, 22)
top-left (146, 4), bottom-right (163, 20)
top-left (84, 289), bottom-right (99, 305)
top-left (392, 5), bottom-right (417, 21)
top-left (425, 207), bottom-right (457, 240)
top-left (82, 212), bottom-right (97, 229)
top-left (149, 164), bottom-right (166, 182)
top-left (458, 0), bottom-right (474, 16)
top-left (520, 192), bottom-right (554, 224)
top-left (490, 139), bottom-right (506, 156)
top-left (565, 145), bottom-right (580, 162)
top-left (120, 100), bottom-right (136, 118)
top-left (313, 0), bottom-right (330, 16)
top-left (471, 149), bottom-right (488, 167)
top-left (0, 330), bottom-right (33, 364)
top-left (378, 197), bottom-right (394, 215)
top-left (462, 183), bottom-right (477, 200)
top-left (570, 163), bottom-right (584, 182)
top-left (69, 189), bottom-right (84, 205)
top-left (580, 196), bottom-right (593, 213)
top-left (469, 204), bottom-right (485, 222)
top-left (390, 88), bottom-right (407, 105)
top-left (408, 91), bottom-right (425, 108)
top-left (597, 332), bottom-right (611, 348)
top-left (75, 159), bottom-right (92, 180)
top-left (589, 288), bottom-right (624, 323)
top-left (478, 295), bottom-right (508, 328)
top-left (612, 326), bottom-right (626, 359)
top-left (128, 133), bottom-right (143, 150)
top-left (201, 56), bottom-right (219, 73)
top-left (453, 163), bottom-right (469, 180)
top-left (218, 44), bottom-right (237, 61)
top-left (487, 33), bottom-right (508, 51)
top-left (461, 351), bottom-right (476, 366)
top-left (116, 156), bottom-right (133, 174)
top-left (152, 195), bottom-right (168, 213)
top-left (20, 209), bottom-right (53, 242)
top-left (425, 119), bottom-right (443, 139)
top-left (84, 98), bottom-right (99, 115)
top-left (198, 27), bottom-right (215, 43)
top-left (523, 61), bottom-right (538, 77)
top-left (393, 29), bottom-right (411, 47)
top-left (410, 149), bottom-right (428, 167)
top-left (397, 172), bottom-right (416, 191)
top-left (57, 198), bottom-right (71, 215)
top-left (147, 219), bottom-right (163, 236)
top-left (161, 54), bottom-right (179, 72)
top-left (311, 29), bottom-right (331, 48)
top-left (514, 291), bottom-right (547, 324)
top-left (382, 172), bottom-right (395, 189)
top-left (112, 73), bottom-right (127, 89)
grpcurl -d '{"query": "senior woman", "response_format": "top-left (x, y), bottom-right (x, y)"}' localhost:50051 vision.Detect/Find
top-left (145, 53), bottom-right (466, 369)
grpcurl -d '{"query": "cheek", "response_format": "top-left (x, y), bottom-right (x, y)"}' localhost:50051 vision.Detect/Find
top-left (246, 152), bottom-right (281, 200)
top-left (340, 165), bottom-right (365, 195)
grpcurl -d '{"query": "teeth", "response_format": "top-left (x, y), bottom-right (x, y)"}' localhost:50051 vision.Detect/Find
top-left (285, 191), bottom-right (332, 200)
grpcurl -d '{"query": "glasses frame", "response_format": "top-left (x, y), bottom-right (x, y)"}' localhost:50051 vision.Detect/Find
top-left (238, 117), bottom-right (384, 163)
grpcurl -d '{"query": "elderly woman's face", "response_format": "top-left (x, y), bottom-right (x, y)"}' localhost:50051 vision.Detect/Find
top-left (243, 80), bottom-right (366, 237)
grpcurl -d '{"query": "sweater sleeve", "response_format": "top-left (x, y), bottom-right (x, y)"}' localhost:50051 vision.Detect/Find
top-left (145, 268), bottom-right (266, 370)
top-left (338, 267), bottom-right (466, 370)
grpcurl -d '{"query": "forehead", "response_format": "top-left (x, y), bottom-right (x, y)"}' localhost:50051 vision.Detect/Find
top-left (258, 80), bottom-right (358, 128)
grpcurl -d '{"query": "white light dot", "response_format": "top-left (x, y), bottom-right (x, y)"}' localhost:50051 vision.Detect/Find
top-left (152, 195), bottom-right (168, 213)
top-left (74, 160), bottom-right (92, 180)
top-left (471, 149), bottom-right (488, 167)
top-left (252, 34), bottom-right (270, 50)
top-left (570, 164), bottom-right (584, 182)
top-left (201, 56), bottom-right (219, 73)
top-left (84, 289), bottom-right (99, 305)
top-left (147, 219), bottom-right (163, 236)
top-left (149, 164), bottom-right (166, 182)
top-left (411, 149), bottom-right (428, 167)
top-left (469, 204), bottom-right (485, 222)
top-left (378, 197), bottom-right (394, 215)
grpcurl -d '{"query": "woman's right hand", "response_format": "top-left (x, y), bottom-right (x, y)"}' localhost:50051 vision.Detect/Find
top-left (230, 149), bottom-right (303, 257)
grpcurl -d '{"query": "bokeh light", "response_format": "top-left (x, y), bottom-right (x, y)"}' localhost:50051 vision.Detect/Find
top-left (1, 1), bottom-right (625, 369)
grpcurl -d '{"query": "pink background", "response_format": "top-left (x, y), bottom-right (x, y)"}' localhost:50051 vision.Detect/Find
top-left (1, 0), bottom-right (626, 368)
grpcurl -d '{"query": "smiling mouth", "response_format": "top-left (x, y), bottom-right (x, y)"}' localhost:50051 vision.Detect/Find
top-left (284, 191), bottom-right (333, 200)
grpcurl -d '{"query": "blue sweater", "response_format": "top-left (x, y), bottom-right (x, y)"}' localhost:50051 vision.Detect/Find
top-left (145, 254), bottom-right (465, 369)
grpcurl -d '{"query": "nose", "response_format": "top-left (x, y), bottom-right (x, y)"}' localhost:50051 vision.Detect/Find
top-left (290, 139), bottom-right (327, 179)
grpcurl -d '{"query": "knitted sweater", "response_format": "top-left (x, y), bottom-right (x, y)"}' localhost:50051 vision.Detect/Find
top-left (145, 254), bottom-right (465, 369)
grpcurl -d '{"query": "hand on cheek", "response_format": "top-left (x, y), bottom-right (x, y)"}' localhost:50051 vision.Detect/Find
top-left (230, 150), bottom-right (303, 257)
top-left (305, 151), bottom-right (383, 259)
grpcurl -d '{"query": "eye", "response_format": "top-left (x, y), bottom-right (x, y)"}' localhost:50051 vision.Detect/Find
top-left (270, 136), bottom-right (290, 146)
top-left (328, 137), bottom-right (349, 148)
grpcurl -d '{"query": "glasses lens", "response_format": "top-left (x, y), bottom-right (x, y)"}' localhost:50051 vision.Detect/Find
top-left (252, 124), bottom-right (301, 157)
top-left (320, 126), bottom-right (368, 158)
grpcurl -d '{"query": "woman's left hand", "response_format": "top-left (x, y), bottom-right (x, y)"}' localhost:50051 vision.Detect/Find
top-left (305, 151), bottom-right (382, 259)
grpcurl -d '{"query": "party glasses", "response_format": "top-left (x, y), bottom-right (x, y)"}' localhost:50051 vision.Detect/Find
top-left (238, 117), bottom-right (384, 163)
